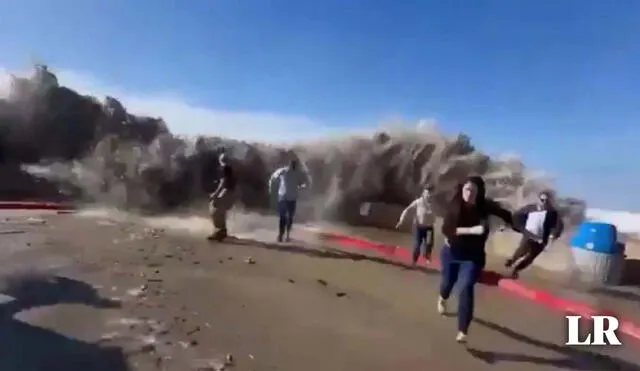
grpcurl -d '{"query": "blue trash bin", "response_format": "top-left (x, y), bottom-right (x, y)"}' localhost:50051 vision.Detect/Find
top-left (570, 222), bottom-right (625, 286)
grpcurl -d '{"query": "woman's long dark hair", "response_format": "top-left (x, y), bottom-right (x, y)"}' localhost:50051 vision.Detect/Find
top-left (446, 175), bottom-right (489, 223)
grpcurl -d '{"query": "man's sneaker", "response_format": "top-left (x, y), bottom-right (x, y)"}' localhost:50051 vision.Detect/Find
top-left (277, 235), bottom-right (283, 243)
top-left (437, 297), bottom-right (447, 315)
top-left (456, 332), bottom-right (467, 343)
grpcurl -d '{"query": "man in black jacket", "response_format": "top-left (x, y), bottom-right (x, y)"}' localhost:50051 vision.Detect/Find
top-left (505, 191), bottom-right (564, 278)
top-left (207, 153), bottom-right (237, 241)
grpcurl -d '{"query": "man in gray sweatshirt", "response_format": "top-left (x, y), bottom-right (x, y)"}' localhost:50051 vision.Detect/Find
top-left (268, 159), bottom-right (312, 242)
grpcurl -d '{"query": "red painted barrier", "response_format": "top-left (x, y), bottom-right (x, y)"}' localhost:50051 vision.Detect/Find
top-left (0, 201), bottom-right (74, 211)
top-left (314, 229), bottom-right (640, 343)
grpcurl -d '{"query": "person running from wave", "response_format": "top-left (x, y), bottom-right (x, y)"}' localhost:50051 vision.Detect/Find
top-left (207, 153), bottom-right (237, 241)
top-left (395, 184), bottom-right (436, 267)
top-left (268, 159), bottom-right (312, 242)
top-left (505, 190), bottom-right (564, 279)
top-left (438, 176), bottom-right (513, 343)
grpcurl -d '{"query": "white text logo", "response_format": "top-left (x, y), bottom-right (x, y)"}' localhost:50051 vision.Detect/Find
top-left (565, 315), bottom-right (622, 346)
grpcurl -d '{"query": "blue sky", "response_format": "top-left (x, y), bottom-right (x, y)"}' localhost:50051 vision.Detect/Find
top-left (0, 0), bottom-right (639, 211)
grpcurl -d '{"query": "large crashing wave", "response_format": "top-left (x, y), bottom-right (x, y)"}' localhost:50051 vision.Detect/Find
top-left (0, 66), bottom-right (586, 226)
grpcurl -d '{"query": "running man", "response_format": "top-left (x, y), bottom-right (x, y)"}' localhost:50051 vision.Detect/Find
top-left (268, 159), bottom-right (312, 242)
top-left (505, 190), bottom-right (564, 278)
top-left (207, 153), bottom-right (237, 241)
top-left (395, 184), bottom-right (436, 266)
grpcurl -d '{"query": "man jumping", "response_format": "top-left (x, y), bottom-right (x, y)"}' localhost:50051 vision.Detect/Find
top-left (505, 190), bottom-right (564, 278)
top-left (268, 159), bottom-right (312, 242)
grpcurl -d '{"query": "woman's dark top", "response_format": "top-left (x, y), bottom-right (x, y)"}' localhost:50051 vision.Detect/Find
top-left (441, 200), bottom-right (512, 263)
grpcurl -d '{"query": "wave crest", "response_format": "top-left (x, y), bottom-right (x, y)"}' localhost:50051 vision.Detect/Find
top-left (0, 65), bottom-right (586, 227)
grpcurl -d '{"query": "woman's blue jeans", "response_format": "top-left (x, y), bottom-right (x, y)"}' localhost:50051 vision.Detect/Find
top-left (439, 245), bottom-right (484, 333)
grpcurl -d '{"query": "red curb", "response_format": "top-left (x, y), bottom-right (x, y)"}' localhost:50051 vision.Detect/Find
top-left (317, 230), bottom-right (640, 343)
top-left (0, 201), bottom-right (75, 211)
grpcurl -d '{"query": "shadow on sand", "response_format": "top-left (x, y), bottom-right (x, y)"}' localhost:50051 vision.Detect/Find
top-left (467, 318), bottom-right (639, 371)
top-left (0, 273), bottom-right (131, 371)
top-left (224, 236), bottom-right (439, 277)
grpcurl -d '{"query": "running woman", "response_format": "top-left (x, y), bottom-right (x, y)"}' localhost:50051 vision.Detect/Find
top-left (268, 159), bottom-right (312, 242)
top-left (439, 176), bottom-right (513, 343)
top-left (505, 190), bottom-right (564, 278)
top-left (395, 184), bottom-right (436, 266)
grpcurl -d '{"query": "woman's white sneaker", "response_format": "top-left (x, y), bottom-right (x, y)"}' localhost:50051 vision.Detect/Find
top-left (456, 331), bottom-right (467, 343)
top-left (437, 297), bottom-right (447, 315)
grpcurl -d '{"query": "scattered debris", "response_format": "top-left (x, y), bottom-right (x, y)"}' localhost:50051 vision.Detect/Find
top-left (156, 328), bottom-right (170, 336)
top-left (99, 332), bottom-right (120, 342)
top-left (225, 354), bottom-right (234, 366)
top-left (316, 279), bottom-right (328, 286)
top-left (137, 335), bottom-right (157, 353)
top-left (143, 227), bottom-right (164, 239)
top-left (336, 292), bottom-right (347, 298)
top-left (186, 326), bottom-right (201, 336)
top-left (193, 359), bottom-right (227, 371)
top-left (26, 217), bottom-right (47, 224)
top-left (244, 257), bottom-right (255, 264)
top-left (288, 279), bottom-right (295, 284)
top-left (126, 285), bottom-right (148, 297)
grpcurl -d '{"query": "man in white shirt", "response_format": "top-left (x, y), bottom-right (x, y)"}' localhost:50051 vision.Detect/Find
top-left (268, 159), bottom-right (312, 242)
top-left (506, 191), bottom-right (564, 278)
top-left (395, 185), bottom-right (436, 266)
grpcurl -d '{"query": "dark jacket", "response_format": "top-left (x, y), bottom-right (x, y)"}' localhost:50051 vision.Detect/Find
top-left (442, 199), bottom-right (513, 263)
top-left (513, 203), bottom-right (564, 245)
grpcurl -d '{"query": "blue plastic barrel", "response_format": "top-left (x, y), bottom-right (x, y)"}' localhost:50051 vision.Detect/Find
top-left (570, 222), bottom-right (625, 286)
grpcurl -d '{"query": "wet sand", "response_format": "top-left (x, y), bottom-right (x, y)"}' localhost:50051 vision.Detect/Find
top-left (0, 210), bottom-right (638, 370)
